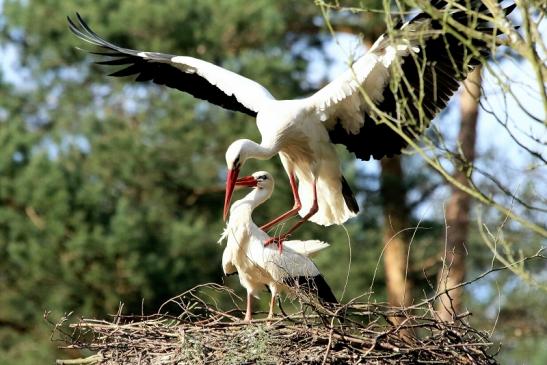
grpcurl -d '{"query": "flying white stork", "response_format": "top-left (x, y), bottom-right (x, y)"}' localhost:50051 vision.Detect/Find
top-left (219, 171), bottom-right (337, 321)
top-left (68, 1), bottom-right (515, 245)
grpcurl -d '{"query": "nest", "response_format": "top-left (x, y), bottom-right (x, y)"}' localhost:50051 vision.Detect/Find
top-left (51, 283), bottom-right (498, 365)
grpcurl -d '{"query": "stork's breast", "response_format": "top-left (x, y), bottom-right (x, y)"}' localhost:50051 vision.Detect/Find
top-left (279, 127), bottom-right (315, 165)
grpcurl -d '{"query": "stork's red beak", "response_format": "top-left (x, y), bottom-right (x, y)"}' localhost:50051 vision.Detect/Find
top-left (235, 175), bottom-right (258, 187)
top-left (224, 170), bottom-right (258, 220)
top-left (224, 167), bottom-right (240, 221)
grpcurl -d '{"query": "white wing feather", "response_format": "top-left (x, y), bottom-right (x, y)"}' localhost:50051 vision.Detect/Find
top-left (139, 53), bottom-right (275, 113)
top-left (282, 240), bottom-right (330, 257)
top-left (306, 35), bottom-right (418, 134)
top-left (221, 247), bottom-right (237, 275)
top-left (68, 14), bottom-right (276, 116)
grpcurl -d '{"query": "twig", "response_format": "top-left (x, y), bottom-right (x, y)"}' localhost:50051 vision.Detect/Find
top-left (52, 283), bottom-right (505, 364)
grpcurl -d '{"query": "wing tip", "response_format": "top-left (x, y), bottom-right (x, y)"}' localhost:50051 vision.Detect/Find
top-left (67, 11), bottom-right (121, 52)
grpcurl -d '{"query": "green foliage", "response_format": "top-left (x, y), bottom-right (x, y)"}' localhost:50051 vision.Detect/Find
top-left (0, 1), bottom-right (544, 364)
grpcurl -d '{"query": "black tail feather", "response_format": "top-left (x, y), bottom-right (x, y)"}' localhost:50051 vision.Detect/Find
top-left (341, 176), bottom-right (359, 214)
top-left (286, 275), bottom-right (338, 304)
top-left (313, 274), bottom-right (338, 304)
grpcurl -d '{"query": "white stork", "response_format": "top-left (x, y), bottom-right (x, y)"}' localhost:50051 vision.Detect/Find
top-left (68, 1), bottom-right (515, 245)
top-left (219, 171), bottom-right (337, 321)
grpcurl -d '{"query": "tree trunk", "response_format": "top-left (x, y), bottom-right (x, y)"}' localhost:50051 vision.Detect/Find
top-left (380, 156), bottom-right (413, 308)
top-left (437, 67), bottom-right (481, 321)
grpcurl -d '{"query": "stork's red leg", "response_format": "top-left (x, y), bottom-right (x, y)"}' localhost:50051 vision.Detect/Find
top-left (264, 180), bottom-right (318, 251)
top-left (260, 173), bottom-right (301, 232)
top-left (281, 182), bottom-right (319, 236)
top-left (244, 293), bottom-right (253, 322)
top-left (267, 293), bottom-right (276, 320)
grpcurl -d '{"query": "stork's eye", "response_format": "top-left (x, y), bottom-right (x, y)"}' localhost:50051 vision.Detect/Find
top-left (233, 156), bottom-right (240, 168)
top-left (258, 175), bottom-right (268, 181)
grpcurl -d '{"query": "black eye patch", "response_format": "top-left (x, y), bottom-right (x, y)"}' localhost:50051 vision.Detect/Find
top-left (258, 175), bottom-right (267, 181)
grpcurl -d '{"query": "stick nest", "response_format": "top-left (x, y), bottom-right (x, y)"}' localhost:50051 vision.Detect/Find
top-left (51, 283), bottom-right (498, 365)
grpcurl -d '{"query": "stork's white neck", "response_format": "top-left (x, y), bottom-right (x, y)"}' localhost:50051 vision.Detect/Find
top-left (223, 187), bottom-right (270, 256)
top-left (248, 141), bottom-right (278, 161)
top-left (230, 188), bottom-right (271, 215)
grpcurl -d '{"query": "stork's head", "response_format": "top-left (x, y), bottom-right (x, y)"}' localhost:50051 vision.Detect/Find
top-left (225, 171), bottom-right (274, 218)
top-left (225, 139), bottom-right (254, 170)
top-left (249, 171), bottom-right (274, 193)
top-left (251, 171), bottom-right (275, 207)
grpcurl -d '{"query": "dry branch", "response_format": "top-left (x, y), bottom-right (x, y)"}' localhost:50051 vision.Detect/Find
top-left (51, 283), bottom-right (500, 365)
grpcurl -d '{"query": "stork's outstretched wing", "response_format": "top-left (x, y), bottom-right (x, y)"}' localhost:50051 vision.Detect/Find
top-left (68, 13), bottom-right (275, 117)
top-left (308, 0), bottom-right (515, 161)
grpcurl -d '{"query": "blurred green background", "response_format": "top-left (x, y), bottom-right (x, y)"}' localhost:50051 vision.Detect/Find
top-left (0, 1), bottom-right (545, 364)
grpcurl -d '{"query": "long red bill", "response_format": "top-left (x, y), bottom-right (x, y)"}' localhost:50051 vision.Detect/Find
top-left (223, 167), bottom-right (240, 221)
top-left (235, 175), bottom-right (258, 187)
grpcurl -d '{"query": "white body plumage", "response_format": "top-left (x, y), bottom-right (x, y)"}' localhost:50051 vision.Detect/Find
top-left (218, 171), bottom-right (335, 320)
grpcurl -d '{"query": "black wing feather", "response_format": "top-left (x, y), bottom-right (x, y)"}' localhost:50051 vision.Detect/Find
top-left (95, 58), bottom-right (136, 66)
top-left (68, 13), bottom-right (257, 117)
top-left (329, 1), bottom-right (515, 161)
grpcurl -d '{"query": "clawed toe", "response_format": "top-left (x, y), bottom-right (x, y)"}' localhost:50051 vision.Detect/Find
top-left (264, 234), bottom-right (290, 253)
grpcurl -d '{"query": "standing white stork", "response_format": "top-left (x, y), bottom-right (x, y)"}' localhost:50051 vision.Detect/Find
top-left (68, 1), bottom-right (515, 245)
top-left (219, 171), bottom-right (337, 321)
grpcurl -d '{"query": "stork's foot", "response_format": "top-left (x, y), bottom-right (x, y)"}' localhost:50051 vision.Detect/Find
top-left (264, 234), bottom-right (291, 253)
